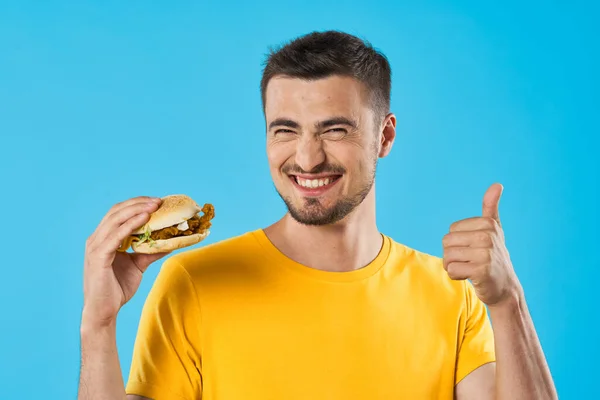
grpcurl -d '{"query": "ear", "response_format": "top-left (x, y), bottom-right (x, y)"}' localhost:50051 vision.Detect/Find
top-left (378, 113), bottom-right (396, 158)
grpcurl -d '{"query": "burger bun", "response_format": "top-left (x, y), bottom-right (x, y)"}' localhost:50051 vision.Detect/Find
top-left (132, 194), bottom-right (202, 235)
top-left (131, 231), bottom-right (210, 254)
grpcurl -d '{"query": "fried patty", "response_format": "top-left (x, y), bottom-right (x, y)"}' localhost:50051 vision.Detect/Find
top-left (150, 204), bottom-right (214, 241)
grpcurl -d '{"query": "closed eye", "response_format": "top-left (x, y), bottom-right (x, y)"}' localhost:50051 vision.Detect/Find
top-left (321, 128), bottom-right (347, 139)
top-left (275, 129), bottom-right (296, 134)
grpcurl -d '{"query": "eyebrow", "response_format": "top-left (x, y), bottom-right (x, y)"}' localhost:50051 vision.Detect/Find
top-left (268, 118), bottom-right (300, 130)
top-left (316, 117), bottom-right (358, 130)
top-left (268, 116), bottom-right (358, 131)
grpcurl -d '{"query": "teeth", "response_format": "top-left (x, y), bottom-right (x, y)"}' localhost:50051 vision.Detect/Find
top-left (297, 177), bottom-right (335, 188)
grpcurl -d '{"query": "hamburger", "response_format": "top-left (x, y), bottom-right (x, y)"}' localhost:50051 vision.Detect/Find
top-left (118, 194), bottom-right (215, 254)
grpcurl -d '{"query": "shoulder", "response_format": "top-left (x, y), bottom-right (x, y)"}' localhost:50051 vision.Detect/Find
top-left (159, 229), bottom-right (265, 285)
top-left (385, 235), bottom-right (469, 303)
top-left (169, 229), bottom-right (261, 265)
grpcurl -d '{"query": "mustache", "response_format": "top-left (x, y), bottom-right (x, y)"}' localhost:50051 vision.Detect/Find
top-left (282, 163), bottom-right (346, 175)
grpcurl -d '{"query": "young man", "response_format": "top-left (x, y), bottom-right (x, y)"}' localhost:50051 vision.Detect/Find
top-left (79, 31), bottom-right (557, 399)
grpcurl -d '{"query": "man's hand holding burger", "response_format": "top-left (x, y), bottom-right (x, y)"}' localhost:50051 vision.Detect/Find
top-left (82, 194), bottom-right (214, 328)
top-left (79, 194), bottom-right (214, 400)
top-left (82, 196), bottom-right (170, 329)
top-left (79, 196), bottom-right (170, 400)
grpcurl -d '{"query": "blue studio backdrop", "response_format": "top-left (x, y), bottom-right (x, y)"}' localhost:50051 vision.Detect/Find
top-left (0, 1), bottom-right (598, 398)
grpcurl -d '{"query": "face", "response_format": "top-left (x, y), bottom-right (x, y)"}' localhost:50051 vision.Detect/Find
top-left (264, 75), bottom-right (395, 226)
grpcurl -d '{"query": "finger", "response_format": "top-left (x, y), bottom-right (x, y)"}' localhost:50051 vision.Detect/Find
top-left (443, 247), bottom-right (491, 269)
top-left (443, 230), bottom-right (493, 248)
top-left (450, 217), bottom-right (498, 233)
top-left (99, 212), bottom-right (153, 255)
top-left (100, 196), bottom-right (161, 227)
top-left (131, 252), bottom-right (172, 273)
top-left (446, 262), bottom-right (474, 280)
top-left (482, 183), bottom-right (503, 226)
top-left (93, 201), bottom-right (159, 246)
top-left (89, 196), bottom-right (161, 244)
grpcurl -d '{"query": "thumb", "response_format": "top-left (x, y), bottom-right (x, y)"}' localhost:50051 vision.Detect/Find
top-left (131, 252), bottom-right (171, 273)
top-left (482, 183), bottom-right (503, 225)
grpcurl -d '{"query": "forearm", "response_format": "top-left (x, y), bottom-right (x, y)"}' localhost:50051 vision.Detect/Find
top-left (78, 317), bottom-right (127, 400)
top-left (488, 292), bottom-right (557, 400)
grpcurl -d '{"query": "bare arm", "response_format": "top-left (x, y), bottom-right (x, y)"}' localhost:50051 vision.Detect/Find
top-left (446, 184), bottom-right (557, 399)
top-left (77, 196), bottom-right (168, 400)
top-left (455, 363), bottom-right (495, 399)
top-left (78, 320), bottom-right (127, 400)
top-left (78, 319), bottom-right (152, 400)
top-left (455, 294), bottom-right (557, 400)
top-left (489, 294), bottom-right (557, 399)
top-left (79, 318), bottom-right (156, 400)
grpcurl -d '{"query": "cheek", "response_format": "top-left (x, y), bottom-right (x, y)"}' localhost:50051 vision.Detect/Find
top-left (267, 142), bottom-right (293, 172)
top-left (357, 156), bottom-right (372, 175)
top-left (326, 142), bottom-right (369, 173)
top-left (266, 143), bottom-right (284, 166)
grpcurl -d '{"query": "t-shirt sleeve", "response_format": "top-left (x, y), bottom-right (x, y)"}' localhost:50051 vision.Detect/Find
top-left (126, 257), bottom-right (203, 399)
top-left (455, 279), bottom-right (496, 385)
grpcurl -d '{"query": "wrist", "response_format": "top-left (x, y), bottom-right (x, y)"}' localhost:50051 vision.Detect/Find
top-left (487, 287), bottom-right (526, 316)
top-left (80, 323), bottom-right (118, 355)
top-left (80, 309), bottom-right (118, 336)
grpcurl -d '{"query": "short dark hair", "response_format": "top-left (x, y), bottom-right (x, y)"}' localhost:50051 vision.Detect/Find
top-left (260, 30), bottom-right (392, 122)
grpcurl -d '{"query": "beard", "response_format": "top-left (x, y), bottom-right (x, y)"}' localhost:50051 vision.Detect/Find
top-left (276, 158), bottom-right (377, 226)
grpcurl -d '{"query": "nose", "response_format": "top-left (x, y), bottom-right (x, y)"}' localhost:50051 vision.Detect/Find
top-left (295, 135), bottom-right (326, 173)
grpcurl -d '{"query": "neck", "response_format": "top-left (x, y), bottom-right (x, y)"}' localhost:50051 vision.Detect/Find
top-left (263, 188), bottom-right (382, 272)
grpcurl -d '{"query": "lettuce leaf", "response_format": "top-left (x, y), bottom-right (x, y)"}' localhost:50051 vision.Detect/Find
top-left (136, 226), bottom-right (155, 246)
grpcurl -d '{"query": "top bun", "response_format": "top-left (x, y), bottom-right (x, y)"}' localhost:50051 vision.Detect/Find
top-left (132, 194), bottom-right (202, 234)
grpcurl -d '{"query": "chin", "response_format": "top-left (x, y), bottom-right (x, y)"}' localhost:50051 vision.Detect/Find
top-left (286, 197), bottom-right (357, 226)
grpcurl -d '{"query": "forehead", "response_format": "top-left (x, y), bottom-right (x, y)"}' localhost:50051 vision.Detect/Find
top-left (264, 75), bottom-right (369, 123)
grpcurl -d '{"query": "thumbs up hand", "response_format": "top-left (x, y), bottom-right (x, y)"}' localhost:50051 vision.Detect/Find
top-left (442, 183), bottom-right (522, 306)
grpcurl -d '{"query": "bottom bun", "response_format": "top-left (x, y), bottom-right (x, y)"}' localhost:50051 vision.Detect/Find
top-left (131, 231), bottom-right (210, 254)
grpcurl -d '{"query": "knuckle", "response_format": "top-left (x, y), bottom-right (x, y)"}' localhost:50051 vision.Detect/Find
top-left (443, 246), bottom-right (453, 258)
top-left (85, 236), bottom-right (98, 252)
top-left (136, 201), bottom-right (151, 210)
top-left (84, 249), bottom-right (96, 264)
top-left (445, 247), bottom-right (461, 262)
top-left (442, 233), bottom-right (452, 246)
top-left (480, 262), bottom-right (492, 276)
top-left (446, 264), bottom-right (462, 280)
top-left (446, 264), bottom-right (456, 278)
top-left (87, 247), bottom-right (109, 266)
top-left (478, 231), bottom-right (492, 246)
top-left (486, 262), bottom-right (493, 274)
top-left (483, 217), bottom-right (497, 229)
top-left (474, 248), bottom-right (485, 261)
top-left (480, 248), bottom-right (493, 262)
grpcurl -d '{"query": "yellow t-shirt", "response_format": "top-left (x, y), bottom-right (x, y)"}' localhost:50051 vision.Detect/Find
top-left (126, 230), bottom-right (495, 400)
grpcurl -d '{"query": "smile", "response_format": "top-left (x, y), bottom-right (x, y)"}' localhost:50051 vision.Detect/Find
top-left (288, 174), bottom-right (342, 196)
top-left (295, 176), bottom-right (341, 188)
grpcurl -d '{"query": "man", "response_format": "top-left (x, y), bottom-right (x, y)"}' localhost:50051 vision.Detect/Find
top-left (78, 31), bottom-right (557, 399)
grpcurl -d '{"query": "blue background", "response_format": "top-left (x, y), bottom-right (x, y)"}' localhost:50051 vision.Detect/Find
top-left (1, 1), bottom-right (598, 398)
